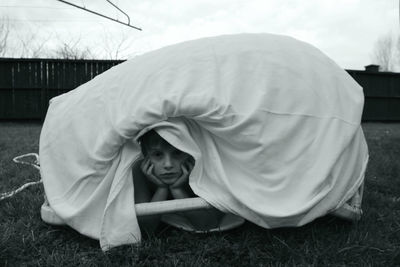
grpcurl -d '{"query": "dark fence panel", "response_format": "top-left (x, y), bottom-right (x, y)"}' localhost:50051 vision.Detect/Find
top-left (0, 58), bottom-right (124, 119)
top-left (347, 70), bottom-right (400, 121)
top-left (0, 58), bottom-right (400, 121)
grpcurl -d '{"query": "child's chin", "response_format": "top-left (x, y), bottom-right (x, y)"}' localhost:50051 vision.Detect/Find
top-left (161, 177), bottom-right (179, 185)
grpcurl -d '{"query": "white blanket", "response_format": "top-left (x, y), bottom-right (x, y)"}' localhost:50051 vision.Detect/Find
top-left (39, 33), bottom-right (369, 250)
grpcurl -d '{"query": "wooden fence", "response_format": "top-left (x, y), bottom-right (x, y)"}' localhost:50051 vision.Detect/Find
top-left (0, 58), bottom-right (123, 119)
top-left (347, 69), bottom-right (400, 121)
top-left (0, 58), bottom-right (399, 121)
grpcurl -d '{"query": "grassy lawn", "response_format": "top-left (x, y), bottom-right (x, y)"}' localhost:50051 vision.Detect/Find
top-left (0, 122), bottom-right (399, 266)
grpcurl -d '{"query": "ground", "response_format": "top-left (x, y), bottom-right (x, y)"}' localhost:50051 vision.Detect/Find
top-left (0, 122), bottom-right (399, 266)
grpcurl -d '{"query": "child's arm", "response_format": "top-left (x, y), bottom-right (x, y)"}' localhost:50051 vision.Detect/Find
top-left (133, 159), bottom-right (169, 203)
top-left (133, 159), bottom-right (169, 233)
top-left (141, 158), bottom-right (169, 202)
top-left (169, 164), bottom-right (195, 198)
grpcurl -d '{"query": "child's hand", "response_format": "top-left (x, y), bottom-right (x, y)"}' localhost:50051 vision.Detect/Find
top-left (170, 158), bottom-right (195, 189)
top-left (140, 159), bottom-right (168, 188)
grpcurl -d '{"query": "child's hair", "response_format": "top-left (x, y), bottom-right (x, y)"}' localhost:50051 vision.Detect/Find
top-left (139, 130), bottom-right (167, 157)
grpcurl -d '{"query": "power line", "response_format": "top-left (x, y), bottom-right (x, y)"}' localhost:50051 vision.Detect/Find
top-left (6, 18), bottom-right (101, 22)
top-left (0, 5), bottom-right (73, 9)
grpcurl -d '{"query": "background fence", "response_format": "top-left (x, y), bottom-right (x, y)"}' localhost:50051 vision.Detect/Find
top-left (0, 58), bottom-right (399, 121)
top-left (0, 58), bottom-right (123, 120)
top-left (347, 69), bottom-right (400, 121)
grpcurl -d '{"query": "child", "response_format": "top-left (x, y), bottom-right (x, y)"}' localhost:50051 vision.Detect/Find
top-left (132, 130), bottom-right (227, 233)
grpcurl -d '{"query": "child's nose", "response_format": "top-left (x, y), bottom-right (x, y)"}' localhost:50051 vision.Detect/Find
top-left (163, 155), bottom-right (173, 169)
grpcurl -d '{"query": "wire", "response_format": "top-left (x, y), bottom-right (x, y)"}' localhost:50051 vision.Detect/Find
top-left (0, 5), bottom-right (73, 9)
top-left (7, 18), bottom-right (101, 22)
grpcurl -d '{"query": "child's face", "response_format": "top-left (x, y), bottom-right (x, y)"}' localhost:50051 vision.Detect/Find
top-left (146, 141), bottom-right (192, 185)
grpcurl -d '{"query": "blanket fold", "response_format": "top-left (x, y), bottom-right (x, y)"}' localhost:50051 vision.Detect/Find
top-left (39, 33), bottom-right (368, 250)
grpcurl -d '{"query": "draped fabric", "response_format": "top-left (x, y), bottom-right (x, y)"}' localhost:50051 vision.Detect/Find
top-left (39, 33), bottom-right (369, 250)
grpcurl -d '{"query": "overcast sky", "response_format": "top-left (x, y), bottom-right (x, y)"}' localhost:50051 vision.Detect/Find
top-left (1, 0), bottom-right (399, 70)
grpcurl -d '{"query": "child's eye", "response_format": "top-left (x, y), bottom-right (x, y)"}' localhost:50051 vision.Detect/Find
top-left (151, 151), bottom-right (163, 158)
top-left (173, 150), bottom-right (184, 157)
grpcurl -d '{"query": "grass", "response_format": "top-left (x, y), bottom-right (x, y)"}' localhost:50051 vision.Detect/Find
top-left (0, 122), bottom-right (399, 266)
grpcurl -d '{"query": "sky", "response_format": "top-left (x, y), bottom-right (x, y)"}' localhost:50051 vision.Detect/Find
top-left (1, 0), bottom-right (399, 70)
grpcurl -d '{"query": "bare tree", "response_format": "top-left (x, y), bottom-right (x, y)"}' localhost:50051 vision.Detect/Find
top-left (0, 17), bottom-right (54, 58)
top-left (0, 17), bottom-right (10, 57)
top-left (100, 28), bottom-right (134, 59)
top-left (396, 34), bottom-right (400, 71)
top-left (372, 33), bottom-right (400, 72)
top-left (1, 16), bottom-right (132, 60)
top-left (52, 36), bottom-right (95, 59)
top-left (0, 16), bottom-right (96, 59)
top-left (17, 30), bottom-right (53, 58)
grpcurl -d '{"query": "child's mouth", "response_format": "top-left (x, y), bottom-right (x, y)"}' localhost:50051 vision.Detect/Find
top-left (160, 173), bottom-right (178, 178)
